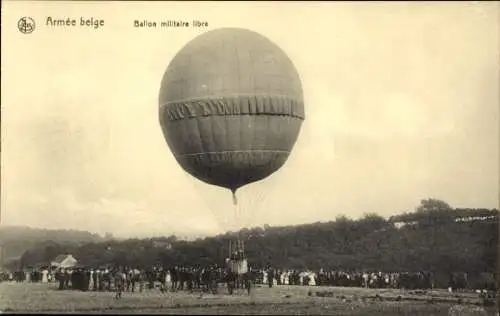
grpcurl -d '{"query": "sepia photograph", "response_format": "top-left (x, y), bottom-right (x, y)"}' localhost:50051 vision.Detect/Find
top-left (1, 1), bottom-right (499, 315)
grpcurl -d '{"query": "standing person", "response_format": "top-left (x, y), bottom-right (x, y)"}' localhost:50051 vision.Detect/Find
top-left (448, 273), bottom-right (455, 293)
top-left (267, 267), bottom-right (274, 288)
top-left (92, 269), bottom-right (98, 291)
top-left (130, 268), bottom-right (138, 293)
top-left (125, 268), bottom-right (134, 292)
top-left (170, 266), bottom-right (178, 292)
top-left (57, 269), bottom-right (65, 290)
top-left (104, 267), bottom-right (112, 291)
top-left (41, 269), bottom-right (49, 283)
top-left (159, 268), bottom-right (167, 294)
top-left (64, 269), bottom-right (70, 289)
top-left (147, 268), bottom-right (155, 290)
top-left (138, 269), bottom-right (145, 293)
top-left (89, 269), bottom-right (94, 290)
top-left (179, 267), bottom-right (186, 291)
top-left (186, 267), bottom-right (194, 293)
top-left (98, 269), bottom-right (105, 291)
top-left (84, 269), bottom-right (91, 291)
top-left (193, 267), bottom-right (200, 290)
top-left (115, 267), bottom-right (125, 300)
top-left (362, 272), bottom-right (369, 288)
top-left (166, 268), bottom-right (172, 290)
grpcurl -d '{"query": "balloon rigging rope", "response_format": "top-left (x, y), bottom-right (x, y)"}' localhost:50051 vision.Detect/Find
top-left (245, 186), bottom-right (266, 228)
top-left (184, 167), bottom-right (285, 234)
top-left (188, 177), bottom-right (228, 233)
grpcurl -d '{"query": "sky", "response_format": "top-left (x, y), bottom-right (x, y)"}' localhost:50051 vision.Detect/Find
top-left (1, 1), bottom-right (499, 238)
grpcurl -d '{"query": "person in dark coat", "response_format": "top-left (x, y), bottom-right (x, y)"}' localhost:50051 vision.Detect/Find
top-left (92, 269), bottom-right (98, 291)
top-left (83, 269), bottom-right (90, 291)
top-left (115, 268), bottom-right (125, 300)
top-left (267, 267), bottom-right (274, 288)
top-left (57, 269), bottom-right (65, 290)
top-left (170, 266), bottom-right (179, 292)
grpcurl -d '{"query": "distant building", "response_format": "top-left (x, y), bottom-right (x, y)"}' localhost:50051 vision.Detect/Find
top-left (33, 263), bottom-right (50, 271)
top-left (454, 215), bottom-right (497, 222)
top-left (153, 240), bottom-right (172, 249)
top-left (50, 254), bottom-right (78, 269)
top-left (394, 221), bottom-right (418, 229)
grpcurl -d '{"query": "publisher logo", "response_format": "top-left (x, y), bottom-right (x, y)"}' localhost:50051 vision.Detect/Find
top-left (18, 17), bottom-right (35, 34)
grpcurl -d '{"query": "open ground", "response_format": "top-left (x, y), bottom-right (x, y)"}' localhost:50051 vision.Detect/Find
top-left (0, 282), bottom-right (497, 315)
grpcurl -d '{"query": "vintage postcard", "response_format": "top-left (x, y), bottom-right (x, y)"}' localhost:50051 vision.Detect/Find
top-left (1, 1), bottom-right (498, 315)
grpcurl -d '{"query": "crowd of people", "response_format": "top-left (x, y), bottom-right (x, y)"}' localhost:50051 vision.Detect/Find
top-left (1, 247), bottom-right (496, 295)
top-left (2, 269), bottom-right (53, 283)
top-left (2, 264), bottom-right (495, 294)
top-left (52, 265), bottom-right (226, 294)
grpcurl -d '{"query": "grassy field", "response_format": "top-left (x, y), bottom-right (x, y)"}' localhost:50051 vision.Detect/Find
top-left (0, 282), bottom-right (497, 315)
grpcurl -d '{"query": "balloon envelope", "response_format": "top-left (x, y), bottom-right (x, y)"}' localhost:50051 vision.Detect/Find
top-left (159, 28), bottom-right (305, 193)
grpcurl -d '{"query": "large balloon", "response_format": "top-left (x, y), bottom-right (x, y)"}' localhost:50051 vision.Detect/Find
top-left (159, 28), bottom-right (305, 199)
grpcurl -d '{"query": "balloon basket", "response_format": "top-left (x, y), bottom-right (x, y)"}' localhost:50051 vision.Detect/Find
top-left (227, 239), bottom-right (248, 274)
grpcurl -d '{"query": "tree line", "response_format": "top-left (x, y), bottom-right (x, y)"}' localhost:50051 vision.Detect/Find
top-left (9, 199), bottom-right (499, 278)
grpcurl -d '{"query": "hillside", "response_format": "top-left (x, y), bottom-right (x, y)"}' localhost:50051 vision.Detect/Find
top-left (0, 226), bottom-right (106, 262)
top-left (12, 199), bottom-right (498, 286)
